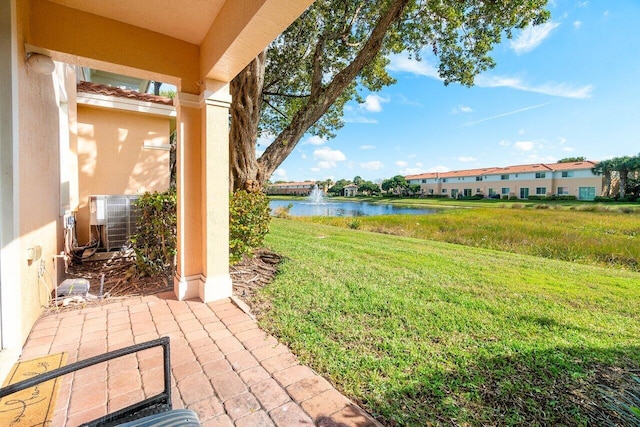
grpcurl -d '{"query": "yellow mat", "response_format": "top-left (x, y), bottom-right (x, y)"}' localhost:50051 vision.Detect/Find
top-left (0, 352), bottom-right (67, 426)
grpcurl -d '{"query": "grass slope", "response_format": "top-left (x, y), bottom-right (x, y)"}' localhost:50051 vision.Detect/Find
top-left (293, 208), bottom-right (640, 271)
top-left (260, 219), bottom-right (640, 426)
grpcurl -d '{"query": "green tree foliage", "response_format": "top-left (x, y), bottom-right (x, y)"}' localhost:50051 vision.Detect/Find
top-left (229, 190), bottom-right (272, 263)
top-left (130, 190), bottom-right (177, 287)
top-left (359, 180), bottom-right (381, 195)
top-left (229, 0), bottom-right (550, 190)
top-left (593, 154), bottom-right (640, 199)
top-left (558, 156), bottom-right (586, 163)
top-left (382, 175), bottom-right (408, 195)
top-left (329, 178), bottom-right (351, 195)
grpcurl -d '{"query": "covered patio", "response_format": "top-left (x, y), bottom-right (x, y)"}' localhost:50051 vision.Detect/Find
top-left (20, 294), bottom-right (379, 426)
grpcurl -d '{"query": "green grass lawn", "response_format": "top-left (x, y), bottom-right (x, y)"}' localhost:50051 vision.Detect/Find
top-left (258, 219), bottom-right (640, 426)
top-left (293, 207), bottom-right (640, 271)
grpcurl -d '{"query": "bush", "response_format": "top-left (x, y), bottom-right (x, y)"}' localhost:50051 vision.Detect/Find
top-left (346, 218), bottom-right (362, 229)
top-left (130, 189), bottom-right (177, 286)
top-left (273, 203), bottom-right (293, 219)
top-left (501, 195), bottom-right (509, 200)
top-left (509, 195), bottom-right (518, 200)
top-left (594, 196), bottom-right (615, 203)
top-left (229, 190), bottom-right (271, 263)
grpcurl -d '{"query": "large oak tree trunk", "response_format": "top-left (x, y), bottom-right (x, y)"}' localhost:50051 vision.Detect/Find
top-left (229, 51), bottom-right (266, 192)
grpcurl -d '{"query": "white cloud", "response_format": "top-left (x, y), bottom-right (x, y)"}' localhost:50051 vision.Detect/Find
top-left (310, 167), bottom-right (320, 172)
top-left (558, 137), bottom-right (567, 145)
top-left (305, 135), bottom-right (327, 145)
top-left (561, 147), bottom-right (575, 152)
top-left (452, 104), bottom-right (474, 114)
top-left (518, 129), bottom-right (526, 135)
top-left (273, 168), bottom-right (287, 179)
top-left (314, 147), bottom-right (346, 162)
top-left (301, 153), bottom-right (308, 159)
top-left (362, 94), bottom-right (389, 113)
top-left (415, 162), bottom-right (423, 167)
top-left (395, 160), bottom-right (409, 167)
top-left (400, 167), bottom-right (423, 175)
top-left (510, 22), bottom-right (560, 55)
top-left (514, 140), bottom-right (536, 151)
top-left (475, 75), bottom-right (593, 99)
top-left (360, 161), bottom-right (384, 171)
top-left (429, 165), bottom-right (450, 173)
top-left (387, 53), bottom-right (441, 79)
top-left (313, 147), bottom-right (346, 169)
top-left (457, 156), bottom-right (477, 162)
top-left (317, 161), bottom-right (334, 169)
top-left (360, 144), bottom-right (375, 150)
top-left (573, 21), bottom-right (582, 30)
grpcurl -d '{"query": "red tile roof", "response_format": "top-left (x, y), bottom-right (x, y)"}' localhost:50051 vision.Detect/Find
top-left (406, 161), bottom-right (599, 180)
top-left (77, 81), bottom-right (173, 106)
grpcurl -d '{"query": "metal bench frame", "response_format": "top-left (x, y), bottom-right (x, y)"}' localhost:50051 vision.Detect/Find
top-left (0, 337), bottom-right (172, 426)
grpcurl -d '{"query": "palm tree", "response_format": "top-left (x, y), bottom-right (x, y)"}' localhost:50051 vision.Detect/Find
top-left (592, 159), bottom-right (614, 197)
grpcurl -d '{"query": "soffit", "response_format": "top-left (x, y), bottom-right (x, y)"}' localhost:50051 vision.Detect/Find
top-left (47, 0), bottom-right (225, 45)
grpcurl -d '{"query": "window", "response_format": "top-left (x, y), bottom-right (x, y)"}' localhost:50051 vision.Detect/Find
top-left (442, 178), bottom-right (447, 183)
top-left (536, 187), bottom-right (547, 195)
top-left (501, 187), bottom-right (510, 195)
top-left (562, 171), bottom-right (574, 178)
top-left (422, 179), bottom-right (427, 183)
top-left (535, 172), bottom-right (546, 179)
top-left (557, 186), bottom-right (569, 195)
top-left (488, 188), bottom-right (496, 196)
top-left (429, 189), bottom-right (434, 195)
top-left (476, 176), bottom-right (483, 181)
top-left (442, 189), bottom-right (447, 193)
top-left (451, 189), bottom-right (458, 198)
top-left (501, 174), bottom-right (509, 180)
top-left (464, 189), bottom-right (472, 196)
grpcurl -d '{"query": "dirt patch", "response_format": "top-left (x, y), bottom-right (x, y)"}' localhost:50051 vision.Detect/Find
top-left (56, 249), bottom-right (280, 313)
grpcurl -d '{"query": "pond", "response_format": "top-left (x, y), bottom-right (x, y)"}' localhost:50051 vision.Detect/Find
top-left (269, 199), bottom-right (438, 217)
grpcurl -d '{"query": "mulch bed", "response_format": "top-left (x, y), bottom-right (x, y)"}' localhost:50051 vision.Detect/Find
top-left (55, 249), bottom-right (280, 312)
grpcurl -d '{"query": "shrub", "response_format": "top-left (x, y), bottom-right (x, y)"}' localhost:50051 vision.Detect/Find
top-left (229, 190), bottom-right (271, 263)
top-left (346, 218), bottom-right (362, 229)
top-left (130, 189), bottom-right (177, 286)
top-left (594, 196), bottom-right (615, 203)
top-left (273, 203), bottom-right (293, 219)
top-left (509, 195), bottom-right (518, 200)
top-left (535, 203), bottom-right (551, 209)
top-left (501, 195), bottom-right (509, 200)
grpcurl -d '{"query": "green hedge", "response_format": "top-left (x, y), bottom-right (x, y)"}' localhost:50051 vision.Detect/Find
top-left (229, 190), bottom-right (271, 263)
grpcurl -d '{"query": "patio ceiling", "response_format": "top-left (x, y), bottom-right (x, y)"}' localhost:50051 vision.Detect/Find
top-left (27, 0), bottom-right (313, 92)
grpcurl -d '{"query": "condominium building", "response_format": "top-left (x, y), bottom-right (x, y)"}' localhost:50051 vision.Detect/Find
top-left (406, 161), bottom-right (604, 200)
top-left (267, 181), bottom-right (318, 196)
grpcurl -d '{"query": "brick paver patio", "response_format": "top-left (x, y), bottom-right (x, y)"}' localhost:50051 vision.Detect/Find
top-left (19, 292), bottom-right (380, 426)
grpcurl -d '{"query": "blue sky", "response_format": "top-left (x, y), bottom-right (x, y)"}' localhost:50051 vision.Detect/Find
top-left (265, 0), bottom-right (640, 183)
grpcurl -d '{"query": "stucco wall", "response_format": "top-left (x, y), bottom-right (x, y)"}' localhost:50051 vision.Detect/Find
top-left (16, 0), bottom-right (65, 343)
top-left (75, 105), bottom-right (170, 244)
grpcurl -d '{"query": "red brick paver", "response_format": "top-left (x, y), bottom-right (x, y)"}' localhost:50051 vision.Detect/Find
top-left (16, 292), bottom-right (381, 426)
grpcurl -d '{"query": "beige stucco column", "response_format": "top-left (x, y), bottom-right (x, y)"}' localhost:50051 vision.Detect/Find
top-left (174, 81), bottom-right (232, 303)
top-left (200, 80), bottom-right (232, 302)
top-left (174, 92), bottom-right (204, 300)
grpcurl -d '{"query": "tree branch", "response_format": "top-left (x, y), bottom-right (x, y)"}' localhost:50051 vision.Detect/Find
top-left (264, 99), bottom-right (288, 119)
top-left (263, 91), bottom-right (310, 98)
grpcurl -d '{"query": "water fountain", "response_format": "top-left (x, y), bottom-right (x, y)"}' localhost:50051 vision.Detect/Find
top-left (308, 184), bottom-right (326, 204)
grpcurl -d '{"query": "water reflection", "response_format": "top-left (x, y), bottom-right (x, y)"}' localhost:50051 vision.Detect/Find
top-left (269, 200), bottom-right (437, 217)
